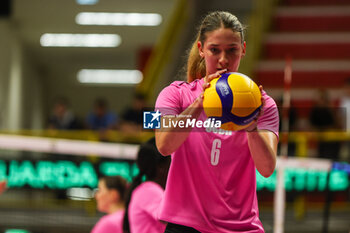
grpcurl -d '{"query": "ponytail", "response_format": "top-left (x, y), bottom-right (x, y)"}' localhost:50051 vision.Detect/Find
top-left (122, 138), bottom-right (170, 233)
top-left (186, 34), bottom-right (206, 83)
top-left (122, 173), bottom-right (143, 233)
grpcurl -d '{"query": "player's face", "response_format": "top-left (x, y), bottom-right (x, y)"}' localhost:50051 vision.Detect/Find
top-left (198, 28), bottom-right (246, 76)
top-left (95, 179), bottom-right (114, 213)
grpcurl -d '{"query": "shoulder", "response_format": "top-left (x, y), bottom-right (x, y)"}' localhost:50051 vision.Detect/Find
top-left (131, 182), bottom-right (164, 204)
top-left (157, 79), bottom-right (204, 100)
top-left (108, 210), bottom-right (125, 221)
top-left (91, 215), bottom-right (111, 233)
top-left (155, 79), bottom-right (203, 111)
top-left (257, 90), bottom-right (279, 136)
top-left (261, 90), bottom-right (279, 116)
top-left (170, 80), bottom-right (188, 87)
top-left (160, 79), bottom-right (204, 93)
top-left (134, 181), bottom-right (163, 196)
top-left (91, 211), bottom-right (124, 233)
top-left (130, 182), bottom-right (164, 216)
top-left (261, 91), bottom-right (277, 107)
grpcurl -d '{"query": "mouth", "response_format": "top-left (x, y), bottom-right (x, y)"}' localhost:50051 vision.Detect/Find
top-left (217, 68), bottom-right (229, 72)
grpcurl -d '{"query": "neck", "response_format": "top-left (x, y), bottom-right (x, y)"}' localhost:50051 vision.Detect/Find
top-left (108, 202), bottom-right (124, 214)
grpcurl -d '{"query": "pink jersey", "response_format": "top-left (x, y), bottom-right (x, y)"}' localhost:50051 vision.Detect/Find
top-left (155, 78), bottom-right (279, 233)
top-left (91, 210), bottom-right (124, 233)
top-left (129, 181), bottom-right (166, 233)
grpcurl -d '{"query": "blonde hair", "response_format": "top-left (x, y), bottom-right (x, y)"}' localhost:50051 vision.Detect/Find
top-left (187, 34), bottom-right (206, 83)
top-left (186, 11), bottom-right (245, 83)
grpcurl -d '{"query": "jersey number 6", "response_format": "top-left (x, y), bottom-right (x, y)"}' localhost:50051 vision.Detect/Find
top-left (211, 139), bottom-right (221, 166)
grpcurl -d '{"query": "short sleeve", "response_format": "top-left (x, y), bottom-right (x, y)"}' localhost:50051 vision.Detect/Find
top-left (129, 183), bottom-right (166, 233)
top-left (155, 84), bottom-right (182, 116)
top-left (257, 92), bottom-right (280, 138)
top-left (91, 217), bottom-right (115, 233)
top-left (134, 184), bottom-right (163, 220)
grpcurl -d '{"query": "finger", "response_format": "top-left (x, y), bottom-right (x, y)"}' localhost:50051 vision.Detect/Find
top-left (261, 96), bottom-right (266, 107)
top-left (203, 69), bottom-right (228, 90)
top-left (202, 79), bottom-right (210, 90)
top-left (259, 85), bottom-right (263, 92)
top-left (217, 68), bottom-right (227, 75)
top-left (214, 69), bottom-right (227, 77)
top-left (199, 92), bottom-right (204, 100)
top-left (258, 85), bottom-right (266, 108)
top-left (257, 96), bottom-right (265, 119)
top-left (195, 92), bottom-right (205, 107)
top-left (207, 69), bottom-right (227, 82)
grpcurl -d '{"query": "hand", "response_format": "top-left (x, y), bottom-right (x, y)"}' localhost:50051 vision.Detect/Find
top-left (202, 69), bottom-right (227, 90)
top-left (245, 85), bottom-right (265, 132)
top-left (0, 180), bottom-right (7, 195)
top-left (196, 69), bottom-right (228, 106)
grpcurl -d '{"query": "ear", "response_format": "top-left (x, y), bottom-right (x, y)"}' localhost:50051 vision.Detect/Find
top-left (110, 189), bottom-right (120, 202)
top-left (197, 41), bottom-right (204, 58)
top-left (241, 41), bottom-right (246, 58)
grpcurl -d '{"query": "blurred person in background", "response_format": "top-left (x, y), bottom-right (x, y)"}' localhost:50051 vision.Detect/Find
top-left (339, 78), bottom-right (350, 162)
top-left (309, 89), bottom-right (340, 160)
top-left (91, 176), bottom-right (127, 233)
top-left (123, 138), bottom-right (171, 233)
top-left (48, 97), bottom-right (82, 200)
top-left (48, 97), bottom-right (81, 130)
top-left (120, 93), bottom-right (148, 133)
top-left (0, 180), bottom-right (6, 195)
top-left (277, 96), bottom-right (298, 156)
top-left (86, 98), bottom-right (118, 141)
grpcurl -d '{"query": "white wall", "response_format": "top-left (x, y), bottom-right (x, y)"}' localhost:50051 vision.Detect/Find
top-left (43, 57), bottom-right (140, 125)
top-left (0, 21), bottom-right (12, 129)
top-left (0, 20), bottom-right (44, 130)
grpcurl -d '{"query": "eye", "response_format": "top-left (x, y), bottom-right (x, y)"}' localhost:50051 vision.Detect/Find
top-left (227, 48), bottom-right (237, 53)
top-left (210, 47), bottom-right (220, 54)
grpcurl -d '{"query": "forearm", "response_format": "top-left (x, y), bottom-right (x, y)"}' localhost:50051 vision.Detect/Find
top-left (156, 98), bottom-right (203, 155)
top-left (247, 130), bottom-right (277, 177)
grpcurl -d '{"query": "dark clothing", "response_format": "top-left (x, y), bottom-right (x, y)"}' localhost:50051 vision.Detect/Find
top-left (86, 112), bottom-right (117, 130)
top-left (310, 106), bottom-right (335, 130)
top-left (48, 111), bottom-right (81, 130)
top-left (121, 108), bottom-right (144, 125)
top-left (310, 106), bottom-right (340, 160)
top-left (164, 223), bottom-right (201, 233)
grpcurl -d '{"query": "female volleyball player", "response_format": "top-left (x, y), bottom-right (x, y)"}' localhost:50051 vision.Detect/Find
top-left (91, 176), bottom-right (127, 233)
top-left (155, 11), bottom-right (279, 233)
top-left (123, 138), bottom-right (171, 233)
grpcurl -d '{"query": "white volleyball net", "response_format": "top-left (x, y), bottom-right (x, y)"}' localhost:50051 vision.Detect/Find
top-left (0, 132), bottom-right (349, 233)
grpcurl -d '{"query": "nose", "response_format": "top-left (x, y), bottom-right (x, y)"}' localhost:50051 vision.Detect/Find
top-left (219, 52), bottom-right (228, 67)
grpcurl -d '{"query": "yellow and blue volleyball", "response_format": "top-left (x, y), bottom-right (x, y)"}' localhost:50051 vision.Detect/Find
top-left (203, 72), bottom-right (262, 131)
